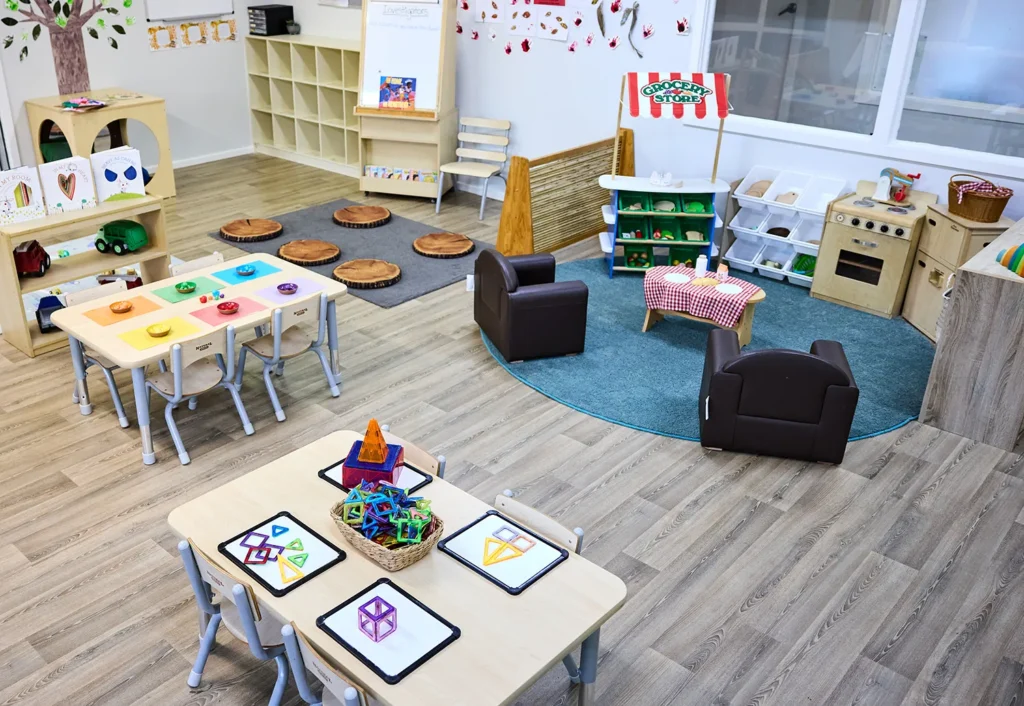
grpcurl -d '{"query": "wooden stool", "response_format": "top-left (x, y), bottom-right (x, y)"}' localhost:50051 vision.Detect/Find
top-left (333, 260), bottom-right (401, 289)
top-left (220, 219), bottom-right (283, 242)
top-left (413, 232), bottom-right (475, 258)
top-left (277, 240), bottom-right (341, 266)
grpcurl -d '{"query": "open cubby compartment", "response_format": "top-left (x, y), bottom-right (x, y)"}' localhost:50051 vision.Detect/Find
top-left (270, 78), bottom-right (294, 116)
top-left (787, 253), bottom-right (817, 287)
top-left (729, 207), bottom-right (768, 240)
top-left (681, 192), bottom-right (714, 215)
top-left (650, 215), bottom-right (682, 242)
top-left (759, 211), bottom-right (801, 242)
top-left (649, 194), bottom-right (681, 213)
top-left (268, 40), bottom-right (292, 78)
top-left (252, 110), bottom-right (274, 145)
top-left (319, 86), bottom-right (346, 127)
top-left (343, 91), bottom-right (358, 127)
top-left (321, 125), bottom-right (347, 163)
top-left (617, 214), bottom-right (648, 240)
top-left (789, 216), bottom-right (824, 255)
top-left (734, 165), bottom-right (781, 210)
top-left (291, 44), bottom-right (317, 83)
top-left (316, 47), bottom-right (344, 88)
top-left (345, 130), bottom-right (360, 165)
top-left (618, 191), bottom-right (651, 213)
top-left (249, 74), bottom-right (272, 111)
top-left (273, 115), bottom-right (296, 151)
top-left (763, 171), bottom-right (813, 215)
top-left (795, 176), bottom-right (846, 215)
top-left (623, 243), bottom-right (654, 269)
top-left (756, 242), bottom-right (795, 280)
top-left (246, 37), bottom-right (269, 74)
top-left (668, 244), bottom-right (703, 267)
top-left (723, 239), bottom-right (764, 273)
top-left (343, 50), bottom-right (360, 89)
top-left (297, 119), bottom-right (321, 156)
top-left (294, 82), bottom-right (319, 121)
top-left (680, 217), bottom-right (711, 244)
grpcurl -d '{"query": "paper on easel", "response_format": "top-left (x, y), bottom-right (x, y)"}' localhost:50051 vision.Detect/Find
top-left (38, 156), bottom-right (97, 214)
top-left (90, 148), bottom-right (146, 203)
top-left (0, 166), bottom-right (45, 224)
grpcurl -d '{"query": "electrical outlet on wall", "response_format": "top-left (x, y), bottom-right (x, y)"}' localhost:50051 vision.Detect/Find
top-left (466, 274), bottom-right (475, 291)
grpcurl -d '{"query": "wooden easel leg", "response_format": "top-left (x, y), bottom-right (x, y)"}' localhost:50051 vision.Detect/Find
top-left (642, 309), bottom-right (663, 332)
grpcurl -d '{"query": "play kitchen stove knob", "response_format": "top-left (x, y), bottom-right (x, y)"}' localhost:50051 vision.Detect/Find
top-left (895, 228), bottom-right (905, 237)
top-left (865, 221), bottom-right (875, 229)
top-left (879, 224), bottom-right (889, 233)
top-left (851, 217), bottom-right (860, 226)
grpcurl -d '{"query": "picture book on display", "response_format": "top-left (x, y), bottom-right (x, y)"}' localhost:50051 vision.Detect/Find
top-left (378, 76), bottom-right (416, 110)
top-left (90, 147), bottom-right (146, 203)
top-left (0, 166), bottom-right (45, 224)
top-left (38, 156), bottom-right (97, 214)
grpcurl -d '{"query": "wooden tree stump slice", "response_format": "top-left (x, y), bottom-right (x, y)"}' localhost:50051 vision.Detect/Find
top-left (333, 259), bottom-right (402, 289)
top-left (219, 218), bottom-right (283, 242)
top-left (277, 239), bottom-right (341, 267)
top-left (332, 205), bottom-right (392, 228)
top-left (413, 232), bottom-right (475, 259)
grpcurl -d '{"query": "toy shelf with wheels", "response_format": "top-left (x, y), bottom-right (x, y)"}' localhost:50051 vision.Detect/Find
top-left (0, 195), bottom-right (170, 358)
top-left (599, 175), bottom-right (730, 278)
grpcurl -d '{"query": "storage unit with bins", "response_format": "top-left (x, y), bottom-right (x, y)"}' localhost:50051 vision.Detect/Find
top-left (598, 175), bottom-right (730, 278)
top-left (902, 205), bottom-right (1014, 341)
top-left (245, 34), bottom-right (362, 176)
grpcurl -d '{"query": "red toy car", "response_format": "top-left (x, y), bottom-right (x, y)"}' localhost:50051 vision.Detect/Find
top-left (13, 240), bottom-right (50, 278)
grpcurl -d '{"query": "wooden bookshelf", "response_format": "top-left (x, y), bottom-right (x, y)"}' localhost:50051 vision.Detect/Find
top-left (244, 35), bottom-right (362, 177)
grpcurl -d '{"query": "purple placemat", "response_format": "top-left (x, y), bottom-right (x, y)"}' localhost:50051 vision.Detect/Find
top-left (254, 277), bottom-right (324, 306)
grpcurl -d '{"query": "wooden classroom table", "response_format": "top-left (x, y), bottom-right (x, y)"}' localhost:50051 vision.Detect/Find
top-left (168, 430), bottom-right (627, 706)
top-left (50, 254), bottom-right (347, 465)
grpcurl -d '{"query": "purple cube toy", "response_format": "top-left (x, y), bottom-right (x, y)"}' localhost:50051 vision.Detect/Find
top-left (358, 596), bottom-right (397, 642)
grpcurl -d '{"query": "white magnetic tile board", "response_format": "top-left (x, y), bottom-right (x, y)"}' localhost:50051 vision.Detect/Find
top-left (318, 461), bottom-right (433, 495)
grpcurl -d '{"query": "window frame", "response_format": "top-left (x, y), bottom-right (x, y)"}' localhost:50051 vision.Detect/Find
top-left (688, 0), bottom-right (1024, 181)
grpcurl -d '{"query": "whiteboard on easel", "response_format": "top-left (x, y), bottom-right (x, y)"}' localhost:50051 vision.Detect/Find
top-left (360, 1), bottom-right (443, 113)
top-left (145, 0), bottom-right (232, 22)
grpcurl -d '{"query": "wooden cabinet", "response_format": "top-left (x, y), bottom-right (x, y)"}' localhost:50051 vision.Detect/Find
top-left (903, 205), bottom-right (1014, 341)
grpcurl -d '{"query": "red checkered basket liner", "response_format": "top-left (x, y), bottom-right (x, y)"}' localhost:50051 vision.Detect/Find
top-left (644, 266), bottom-right (763, 329)
top-left (952, 179), bottom-right (1013, 204)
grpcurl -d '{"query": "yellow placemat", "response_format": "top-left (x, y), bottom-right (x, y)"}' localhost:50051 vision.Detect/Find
top-left (83, 295), bottom-right (164, 326)
top-left (118, 317), bottom-right (203, 351)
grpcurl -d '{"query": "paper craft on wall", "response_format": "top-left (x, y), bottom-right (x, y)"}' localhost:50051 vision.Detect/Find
top-left (38, 156), bottom-right (97, 214)
top-left (507, 5), bottom-right (535, 35)
top-left (179, 21), bottom-right (209, 47)
top-left (0, 167), bottom-right (45, 225)
top-left (209, 19), bottom-right (237, 41)
top-left (474, 0), bottom-right (503, 22)
top-left (537, 9), bottom-right (569, 40)
top-left (147, 24), bottom-right (178, 51)
top-left (90, 148), bottom-right (146, 202)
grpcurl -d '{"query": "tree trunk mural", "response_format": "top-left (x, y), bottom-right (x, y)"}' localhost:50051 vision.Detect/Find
top-left (50, 26), bottom-right (90, 94)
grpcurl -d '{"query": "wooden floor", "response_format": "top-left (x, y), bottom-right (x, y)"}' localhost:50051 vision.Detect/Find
top-left (2, 155), bottom-right (1023, 706)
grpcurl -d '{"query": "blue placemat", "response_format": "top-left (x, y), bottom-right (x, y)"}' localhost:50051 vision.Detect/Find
top-left (212, 260), bottom-right (282, 286)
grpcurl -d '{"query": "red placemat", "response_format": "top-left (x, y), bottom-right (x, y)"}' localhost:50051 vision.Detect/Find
top-left (643, 266), bottom-right (763, 328)
top-left (188, 296), bottom-right (267, 326)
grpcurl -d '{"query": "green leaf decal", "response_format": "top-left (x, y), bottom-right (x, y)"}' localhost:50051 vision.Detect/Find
top-left (87, 26), bottom-right (97, 38)
top-left (2, 35), bottom-right (12, 48)
top-left (19, 44), bottom-right (26, 60)
top-left (112, 23), bottom-right (123, 33)
top-left (107, 35), bottom-right (117, 48)
top-left (0, 16), bottom-right (18, 25)
top-left (31, 23), bottom-right (39, 39)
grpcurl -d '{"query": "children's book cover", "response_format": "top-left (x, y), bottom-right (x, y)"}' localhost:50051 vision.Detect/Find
top-left (91, 147), bottom-right (146, 202)
top-left (0, 166), bottom-right (45, 224)
top-left (378, 76), bottom-right (417, 110)
top-left (38, 156), bottom-right (97, 214)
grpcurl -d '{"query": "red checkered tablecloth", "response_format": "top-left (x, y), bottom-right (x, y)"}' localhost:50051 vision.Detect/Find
top-left (643, 266), bottom-right (763, 328)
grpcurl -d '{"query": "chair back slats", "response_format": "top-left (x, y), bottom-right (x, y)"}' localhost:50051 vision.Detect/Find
top-left (188, 539), bottom-right (261, 620)
top-left (295, 628), bottom-right (369, 705)
top-left (381, 430), bottom-right (441, 476)
top-left (461, 117), bottom-right (511, 130)
top-left (177, 326), bottom-right (229, 370)
top-left (458, 131), bottom-right (509, 147)
top-left (64, 280), bottom-right (128, 307)
top-left (456, 147), bottom-right (507, 164)
top-left (493, 493), bottom-right (582, 553)
top-left (273, 293), bottom-right (321, 335)
top-left (171, 252), bottom-right (224, 277)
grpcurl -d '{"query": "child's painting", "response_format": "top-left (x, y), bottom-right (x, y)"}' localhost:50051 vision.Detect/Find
top-left (0, 166), bottom-right (45, 225)
top-left (179, 21), bottom-right (209, 47)
top-left (147, 24), bottom-right (178, 51)
top-left (38, 156), bottom-right (97, 214)
top-left (210, 19), bottom-right (236, 42)
top-left (378, 76), bottom-right (417, 111)
top-left (90, 148), bottom-right (146, 203)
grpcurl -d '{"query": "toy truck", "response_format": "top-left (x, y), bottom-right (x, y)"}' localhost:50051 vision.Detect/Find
top-left (95, 220), bottom-right (148, 256)
top-left (13, 240), bottom-right (50, 278)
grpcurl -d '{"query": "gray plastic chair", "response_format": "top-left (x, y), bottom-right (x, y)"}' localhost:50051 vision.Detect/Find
top-left (282, 625), bottom-right (367, 706)
top-left (146, 325), bottom-right (254, 465)
top-left (178, 540), bottom-right (290, 705)
top-left (235, 292), bottom-right (339, 422)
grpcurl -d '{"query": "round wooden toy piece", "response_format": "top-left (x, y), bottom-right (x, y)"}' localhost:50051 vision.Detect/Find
top-left (412, 232), bottom-right (475, 259)
top-left (277, 239), bottom-right (341, 267)
top-left (219, 218), bottom-right (283, 242)
top-left (332, 205), bottom-right (392, 229)
top-left (332, 259), bottom-right (402, 289)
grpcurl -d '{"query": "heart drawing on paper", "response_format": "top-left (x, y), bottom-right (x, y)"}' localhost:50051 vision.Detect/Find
top-left (57, 172), bottom-right (76, 200)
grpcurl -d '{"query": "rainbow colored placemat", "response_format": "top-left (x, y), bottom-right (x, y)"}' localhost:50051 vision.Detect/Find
top-left (151, 276), bottom-right (225, 304)
top-left (83, 295), bottom-right (164, 326)
top-left (189, 296), bottom-right (267, 327)
top-left (118, 317), bottom-right (203, 351)
top-left (212, 261), bottom-right (282, 286)
top-left (254, 277), bottom-right (323, 306)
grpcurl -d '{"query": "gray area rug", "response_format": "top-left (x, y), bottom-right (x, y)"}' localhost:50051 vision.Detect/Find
top-left (209, 199), bottom-right (490, 308)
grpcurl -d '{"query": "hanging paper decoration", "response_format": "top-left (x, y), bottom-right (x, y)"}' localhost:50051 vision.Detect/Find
top-left (573, 10), bottom-right (583, 26)
top-left (625, 73), bottom-right (730, 119)
top-left (620, 1), bottom-right (640, 58)
top-left (504, 41), bottom-right (512, 54)
top-left (538, 9), bottom-right (568, 40)
top-left (642, 23), bottom-right (653, 38)
top-left (607, 35), bottom-right (619, 48)
top-left (595, 1), bottom-right (605, 36)
top-left (456, 20), bottom-right (463, 33)
top-left (475, 0), bottom-right (503, 22)
top-left (568, 40), bottom-right (578, 52)
top-left (521, 37), bottom-right (532, 51)
top-left (585, 32), bottom-right (594, 45)
top-left (460, 0), bottom-right (469, 8)
top-left (471, 29), bottom-right (479, 38)
top-left (609, 0), bottom-right (621, 12)
top-left (676, 17), bottom-right (689, 35)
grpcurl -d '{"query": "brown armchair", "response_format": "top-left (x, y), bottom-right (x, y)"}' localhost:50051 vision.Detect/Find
top-left (474, 250), bottom-right (588, 362)
top-left (699, 329), bottom-right (858, 464)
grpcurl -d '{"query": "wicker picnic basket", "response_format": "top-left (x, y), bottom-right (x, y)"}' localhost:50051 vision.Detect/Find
top-left (947, 174), bottom-right (1013, 223)
top-left (330, 500), bottom-right (444, 572)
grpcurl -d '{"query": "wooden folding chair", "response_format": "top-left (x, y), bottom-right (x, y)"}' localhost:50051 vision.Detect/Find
top-left (282, 624), bottom-right (369, 706)
top-left (436, 116), bottom-right (511, 220)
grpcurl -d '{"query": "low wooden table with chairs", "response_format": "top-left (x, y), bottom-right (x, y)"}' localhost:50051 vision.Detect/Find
top-left (436, 116), bottom-right (511, 220)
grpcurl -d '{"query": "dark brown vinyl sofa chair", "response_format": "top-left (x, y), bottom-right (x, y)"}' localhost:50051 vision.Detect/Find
top-left (699, 329), bottom-right (858, 464)
top-left (474, 250), bottom-right (588, 362)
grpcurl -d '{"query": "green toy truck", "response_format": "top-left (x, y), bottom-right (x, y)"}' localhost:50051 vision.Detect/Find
top-left (95, 220), bottom-right (148, 256)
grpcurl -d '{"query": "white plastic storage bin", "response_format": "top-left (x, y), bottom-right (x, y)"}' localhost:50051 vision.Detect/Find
top-left (795, 176), bottom-right (846, 215)
top-left (784, 258), bottom-right (814, 288)
top-left (728, 208), bottom-right (768, 241)
top-left (755, 243), bottom-right (795, 280)
top-left (759, 212), bottom-right (801, 242)
top-left (601, 204), bottom-right (616, 225)
top-left (788, 217), bottom-right (824, 255)
top-left (723, 239), bottom-right (764, 273)
top-left (763, 171), bottom-right (813, 215)
top-left (598, 230), bottom-right (614, 254)
top-left (734, 166), bottom-right (781, 211)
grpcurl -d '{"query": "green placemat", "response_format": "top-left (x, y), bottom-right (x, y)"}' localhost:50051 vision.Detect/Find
top-left (151, 275), bottom-right (225, 304)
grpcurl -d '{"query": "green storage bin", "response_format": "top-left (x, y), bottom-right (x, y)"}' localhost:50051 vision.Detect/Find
top-left (40, 137), bottom-right (72, 163)
top-left (681, 193), bottom-right (713, 214)
top-left (668, 245), bottom-right (702, 268)
top-left (649, 194), bottom-right (681, 213)
top-left (618, 191), bottom-right (651, 213)
top-left (680, 217), bottom-right (710, 243)
top-left (650, 216), bottom-right (681, 242)
top-left (623, 244), bottom-right (654, 269)
top-left (617, 215), bottom-right (648, 241)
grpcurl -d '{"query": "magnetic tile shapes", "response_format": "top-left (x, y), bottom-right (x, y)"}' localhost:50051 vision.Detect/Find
top-left (271, 525), bottom-right (289, 537)
top-left (285, 538), bottom-right (304, 551)
top-left (244, 546), bottom-right (270, 564)
top-left (482, 536), bottom-right (524, 566)
top-left (278, 555), bottom-right (305, 584)
top-left (241, 531), bottom-right (270, 548)
top-left (288, 552), bottom-right (309, 568)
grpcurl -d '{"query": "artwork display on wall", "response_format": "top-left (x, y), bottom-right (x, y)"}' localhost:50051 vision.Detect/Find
top-left (147, 24), bottom-right (178, 51)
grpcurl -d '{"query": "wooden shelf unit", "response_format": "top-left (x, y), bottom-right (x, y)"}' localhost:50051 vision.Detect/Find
top-left (0, 195), bottom-right (170, 358)
top-left (244, 35), bottom-right (362, 178)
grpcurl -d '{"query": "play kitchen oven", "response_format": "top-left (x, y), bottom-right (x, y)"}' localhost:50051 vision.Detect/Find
top-left (811, 181), bottom-right (938, 318)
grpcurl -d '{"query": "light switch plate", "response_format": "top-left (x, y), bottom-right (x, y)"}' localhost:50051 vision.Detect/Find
top-left (466, 274), bottom-right (475, 291)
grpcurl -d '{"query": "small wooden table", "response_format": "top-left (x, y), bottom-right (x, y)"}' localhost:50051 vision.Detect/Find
top-left (642, 276), bottom-right (766, 346)
top-left (167, 430), bottom-right (627, 706)
top-left (26, 88), bottom-right (175, 198)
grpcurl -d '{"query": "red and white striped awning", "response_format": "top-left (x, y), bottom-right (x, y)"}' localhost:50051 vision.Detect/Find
top-left (625, 72), bottom-right (730, 120)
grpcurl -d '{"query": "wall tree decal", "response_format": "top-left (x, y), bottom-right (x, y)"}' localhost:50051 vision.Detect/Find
top-left (2, 0), bottom-right (135, 94)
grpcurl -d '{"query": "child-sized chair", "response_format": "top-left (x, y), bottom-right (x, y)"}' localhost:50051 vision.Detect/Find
top-left (64, 280), bottom-right (131, 428)
top-left (236, 292), bottom-right (340, 422)
top-left (282, 624), bottom-right (368, 706)
top-left (146, 325), bottom-right (254, 465)
top-left (436, 117), bottom-right (511, 220)
top-left (170, 251), bottom-right (224, 277)
top-left (380, 424), bottom-right (446, 479)
top-left (177, 540), bottom-right (290, 704)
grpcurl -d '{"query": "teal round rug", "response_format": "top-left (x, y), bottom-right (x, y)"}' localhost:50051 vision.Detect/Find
top-left (481, 258), bottom-right (935, 441)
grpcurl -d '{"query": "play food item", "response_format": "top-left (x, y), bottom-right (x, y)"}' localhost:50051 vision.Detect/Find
top-left (685, 230), bottom-right (703, 241)
top-left (235, 264), bottom-right (257, 277)
top-left (745, 179), bottom-right (772, 197)
top-left (217, 301), bottom-right (240, 316)
top-left (696, 254), bottom-right (708, 276)
top-left (767, 227), bottom-right (791, 238)
top-left (109, 300), bottom-right (133, 314)
top-left (684, 202), bottom-right (706, 213)
top-left (175, 281), bottom-right (196, 294)
top-left (997, 245), bottom-right (1024, 277)
top-left (200, 295), bottom-right (208, 304)
top-left (147, 323), bottom-right (170, 338)
top-left (775, 191), bottom-right (800, 205)
top-left (653, 200), bottom-right (675, 212)
top-left (763, 259), bottom-right (782, 269)
top-left (691, 277), bottom-right (718, 286)
top-left (277, 282), bottom-right (298, 295)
